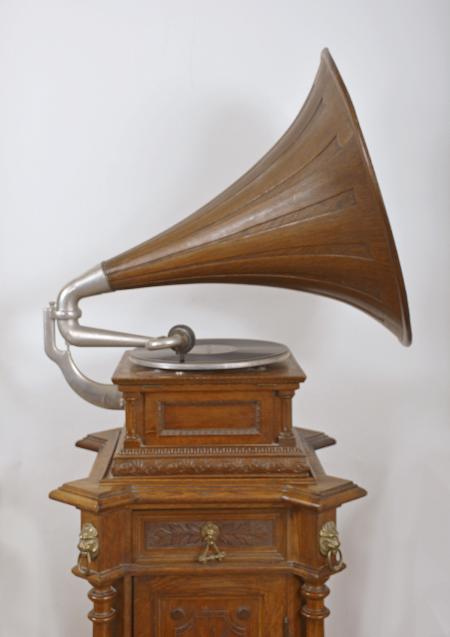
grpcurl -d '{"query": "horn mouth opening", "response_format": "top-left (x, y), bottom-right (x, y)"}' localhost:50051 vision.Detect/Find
top-left (320, 48), bottom-right (412, 346)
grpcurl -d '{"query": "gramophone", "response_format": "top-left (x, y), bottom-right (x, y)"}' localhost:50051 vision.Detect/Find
top-left (47, 50), bottom-right (411, 637)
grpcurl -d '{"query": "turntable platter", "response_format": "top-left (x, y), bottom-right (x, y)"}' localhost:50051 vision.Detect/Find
top-left (129, 339), bottom-right (290, 370)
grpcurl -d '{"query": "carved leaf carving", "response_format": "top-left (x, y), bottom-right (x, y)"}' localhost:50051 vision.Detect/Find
top-left (112, 457), bottom-right (307, 476)
top-left (145, 520), bottom-right (274, 549)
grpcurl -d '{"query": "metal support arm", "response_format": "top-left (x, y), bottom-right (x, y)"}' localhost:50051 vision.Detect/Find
top-left (44, 306), bottom-right (124, 409)
top-left (44, 264), bottom-right (195, 409)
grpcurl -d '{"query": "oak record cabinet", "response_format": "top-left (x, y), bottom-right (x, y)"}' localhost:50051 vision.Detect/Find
top-left (50, 352), bottom-right (365, 637)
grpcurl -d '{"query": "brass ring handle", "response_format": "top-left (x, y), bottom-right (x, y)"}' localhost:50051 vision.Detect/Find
top-left (77, 550), bottom-right (92, 576)
top-left (319, 521), bottom-right (344, 573)
top-left (326, 547), bottom-right (343, 572)
top-left (77, 523), bottom-right (99, 576)
top-left (198, 522), bottom-right (226, 564)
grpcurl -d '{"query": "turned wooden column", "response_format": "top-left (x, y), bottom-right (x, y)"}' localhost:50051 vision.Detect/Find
top-left (88, 585), bottom-right (117, 637)
top-left (123, 392), bottom-right (141, 449)
top-left (301, 580), bottom-right (330, 637)
top-left (277, 389), bottom-right (296, 446)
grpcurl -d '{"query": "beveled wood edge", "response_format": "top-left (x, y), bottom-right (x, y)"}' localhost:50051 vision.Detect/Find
top-left (112, 351), bottom-right (306, 385)
top-left (50, 474), bottom-right (365, 513)
top-left (294, 428), bottom-right (326, 480)
top-left (50, 427), bottom-right (365, 512)
top-left (300, 428), bottom-right (336, 450)
top-left (282, 480), bottom-right (367, 510)
top-left (73, 559), bottom-right (342, 588)
top-left (76, 433), bottom-right (108, 453)
top-left (49, 429), bottom-right (121, 508)
top-left (74, 428), bottom-right (121, 481)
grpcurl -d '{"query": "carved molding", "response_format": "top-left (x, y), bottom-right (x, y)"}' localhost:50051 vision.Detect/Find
top-left (112, 456), bottom-right (308, 476)
top-left (112, 440), bottom-right (309, 476)
top-left (115, 444), bottom-right (306, 457)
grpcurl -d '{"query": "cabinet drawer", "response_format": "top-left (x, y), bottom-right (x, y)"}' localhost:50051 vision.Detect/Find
top-left (133, 509), bottom-right (286, 564)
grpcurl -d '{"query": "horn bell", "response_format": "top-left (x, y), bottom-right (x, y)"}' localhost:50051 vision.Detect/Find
top-left (103, 49), bottom-right (412, 346)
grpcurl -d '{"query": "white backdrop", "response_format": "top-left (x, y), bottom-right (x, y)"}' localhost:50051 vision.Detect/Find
top-left (1, 1), bottom-right (449, 636)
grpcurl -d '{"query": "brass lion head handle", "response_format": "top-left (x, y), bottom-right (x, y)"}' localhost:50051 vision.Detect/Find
top-left (198, 522), bottom-right (226, 564)
top-left (77, 522), bottom-right (99, 576)
top-left (319, 521), bottom-right (344, 573)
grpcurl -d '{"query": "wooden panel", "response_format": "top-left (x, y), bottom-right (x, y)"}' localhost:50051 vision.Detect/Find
top-left (143, 390), bottom-right (276, 445)
top-left (133, 509), bottom-right (286, 564)
top-left (133, 574), bottom-right (287, 637)
top-left (160, 596), bottom-right (261, 637)
top-left (158, 398), bottom-right (261, 436)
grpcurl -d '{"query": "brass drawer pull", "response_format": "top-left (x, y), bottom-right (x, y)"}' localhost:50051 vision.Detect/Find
top-left (198, 522), bottom-right (226, 563)
top-left (77, 523), bottom-right (99, 575)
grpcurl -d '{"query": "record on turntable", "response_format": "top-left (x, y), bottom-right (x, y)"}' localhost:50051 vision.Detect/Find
top-left (129, 338), bottom-right (290, 371)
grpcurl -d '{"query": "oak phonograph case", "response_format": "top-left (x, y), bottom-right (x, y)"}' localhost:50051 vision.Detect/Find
top-left (45, 49), bottom-right (411, 637)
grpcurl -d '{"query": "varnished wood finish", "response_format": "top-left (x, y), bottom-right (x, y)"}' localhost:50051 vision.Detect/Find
top-left (103, 49), bottom-right (411, 344)
top-left (111, 352), bottom-right (309, 478)
top-left (50, 352), bottom-right (366, 635)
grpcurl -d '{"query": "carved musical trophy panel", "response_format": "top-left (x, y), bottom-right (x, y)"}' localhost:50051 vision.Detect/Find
top-left (164, 599), bottom-right (260, 637)
top-left (133, 575), bottom-right (288, 637)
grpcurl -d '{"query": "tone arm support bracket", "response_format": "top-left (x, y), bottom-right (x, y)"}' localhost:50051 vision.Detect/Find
top-left (44, 264), bottom-right (195, 410)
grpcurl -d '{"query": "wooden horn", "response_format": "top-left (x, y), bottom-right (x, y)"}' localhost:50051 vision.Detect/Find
top-left (103, 49), bottom-right (411, 345)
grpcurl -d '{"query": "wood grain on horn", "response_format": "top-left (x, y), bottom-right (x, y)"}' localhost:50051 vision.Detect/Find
top-left (103, 49), bottom-right (411, 345)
